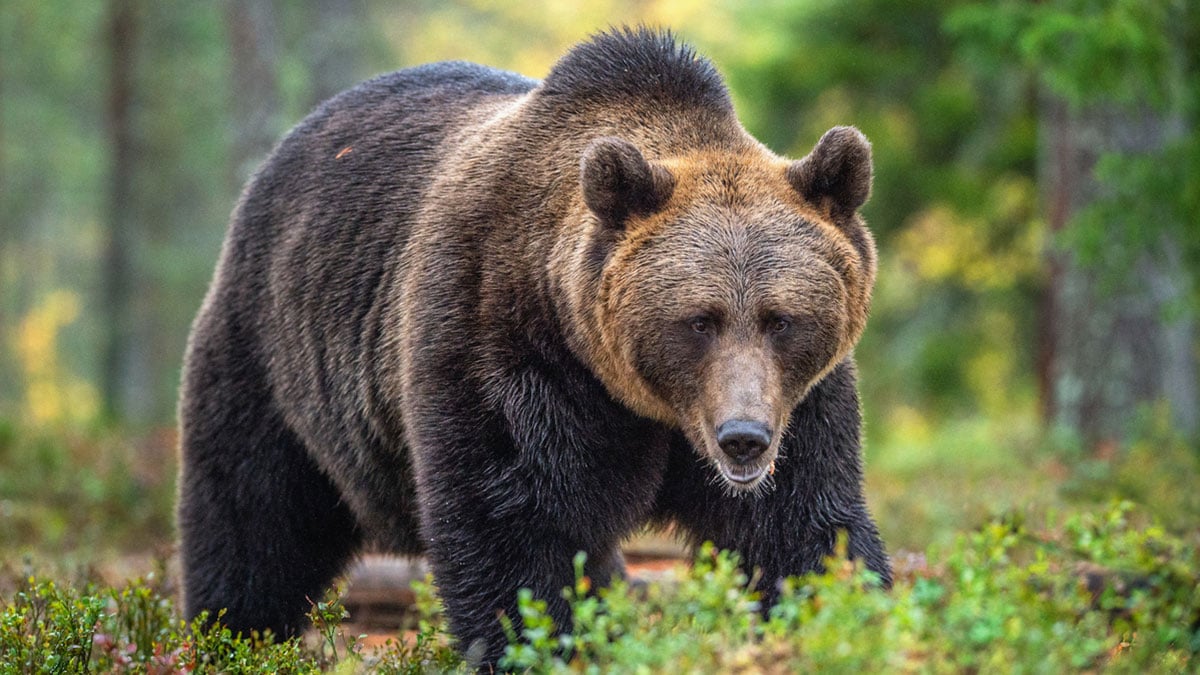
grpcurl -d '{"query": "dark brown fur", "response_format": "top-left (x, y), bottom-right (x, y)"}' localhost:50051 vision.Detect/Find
top-left (178, 28), bottom-right (889, 668)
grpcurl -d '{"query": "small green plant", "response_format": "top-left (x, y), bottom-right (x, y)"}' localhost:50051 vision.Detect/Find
top-left (0, 577), bottom-right (104, 673)
top-left (177, 611), bottom-right (314, 674)
top-left (501, 544), bottom-right (767, 672)
top-left (371, 577), bottom-right (466, 674)
top-left (308, 586), bottom-right (354, 667)
top-left (91, 574), bottom-right (182, 671)
top-left (0, 572), bottom-right (458, 673)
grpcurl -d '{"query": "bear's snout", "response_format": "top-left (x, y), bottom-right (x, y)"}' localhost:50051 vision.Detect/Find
top-left (691, 344), bottom-right (784, 489)
top-left (709, 417), bottom-right (776, 488)
top-left (716, 419), bottom-right (771, 465)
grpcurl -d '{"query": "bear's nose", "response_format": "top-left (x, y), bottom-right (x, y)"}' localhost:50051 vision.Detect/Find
top-left (716, 420), bottom-right (772, 464)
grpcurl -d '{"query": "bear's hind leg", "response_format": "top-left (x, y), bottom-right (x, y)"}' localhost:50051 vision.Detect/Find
top-left (177, 345), bottom-right (361, 638)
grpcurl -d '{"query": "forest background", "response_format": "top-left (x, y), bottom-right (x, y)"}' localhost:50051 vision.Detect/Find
top-left (1, 0), bottom-right (1197, 566)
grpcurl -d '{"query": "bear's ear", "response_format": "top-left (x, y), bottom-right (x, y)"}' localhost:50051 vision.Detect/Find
top-left (787, 126), bottom-right (872, 217)
top-left (580, 137), bottom-right (674, 228)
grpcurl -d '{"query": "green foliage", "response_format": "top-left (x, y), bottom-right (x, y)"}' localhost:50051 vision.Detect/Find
top-left (0, 578), bottom-right (104, 673)
top-left (499, 504), bottom-right (1198, 672)
top-left (0, 570), bottom-right (460, 674)
top-left (1066, 133), bottom-right (1200, 308)
top-left (174, 615), bottom-right (312, 674)
top-left (867, 406), bottom-right (1200, 554)
top-left (948, 0), bottom-right (1200, 306)
top-left (0, 568), bottom-right (313, 673)
top-left (308, 590), bottom-right (352, 666)
top-left (1060, 404), bottom-right (1200, 531)
top-left (94, 576), bottom-right (177, 670)
top-left (501, 546), bottom-right (764, 671)
top-left (947, 0), bottom-right (1183, 109)
top-left (371, 576), bottom-right (466, 674)
top-left (0, 420), bottom-right (175, 553)
top-left (866, 411), bottom-right (1057, 552)
top-left (1, 504), bottom-right (1196, 672)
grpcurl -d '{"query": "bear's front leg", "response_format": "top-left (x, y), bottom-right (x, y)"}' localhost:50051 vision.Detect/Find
top-left (408, 403), bottom-right (661, 668)
top-left (399, 320), bottom-right (669, 666)
top-left (654, 362), bottom-right (891, 604)
top-left (420, 503), bottom-right (606, 666)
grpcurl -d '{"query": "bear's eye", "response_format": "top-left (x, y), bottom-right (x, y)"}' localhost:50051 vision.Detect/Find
top-left (690, 317), bottom-right (713, 335)
top-left (769, 316), bottom-right (792, 334)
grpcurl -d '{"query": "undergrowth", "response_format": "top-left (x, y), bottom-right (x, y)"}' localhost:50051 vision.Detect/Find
top-left (1, 502), bottom-right (1196, 673)
top-left (500, 502), bottom-right (1199, 672)
top-left (0, 420), bottom-right (175, 553)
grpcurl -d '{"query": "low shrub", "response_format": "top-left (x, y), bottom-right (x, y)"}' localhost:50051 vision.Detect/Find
top-left (1, 502), bottom-right (1195, 673)
top-left (501, 502), bottom-right (1198, 672)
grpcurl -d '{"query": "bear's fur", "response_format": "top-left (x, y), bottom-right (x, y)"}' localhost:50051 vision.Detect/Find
top-left (177, 28), bottom-right (890, 665)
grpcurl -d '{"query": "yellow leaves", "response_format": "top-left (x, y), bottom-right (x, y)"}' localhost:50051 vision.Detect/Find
top-left (879, 105), bottom-right (918, 156)
top-left (896, 176), bottom-right (1043, 292)
top-left (898, 205), bottom-right (1013, 289)
top-left (888, 405), bottom-right (934, 450)
top-left (14, 290), bottom-right (79, 368)
top-left (966, 311), bottom-right (1019, 416)
top-left (381, 0), bottom-right (738, 80)
top-left (902, 204), bottom-right (972, 282)
top-left (10, 289), bottom-right (98, 427)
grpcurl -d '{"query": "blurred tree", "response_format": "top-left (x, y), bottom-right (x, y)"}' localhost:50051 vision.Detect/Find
top-left (949, 0), bottom-right (1199, 443)
top-left (100, 0), bottom-right (139, 423)
top-left (1, 1), bottom-right (108, 417)
top-left (94, 1), bottom-right (234, 424)
top-left (0, 15), bottom-right (9, 397)
top-left (1039, 100), bottom-right (1197, 444)
top-left (226, 0), bottom-right (282, 185)
top-left (128, 3), bottom-right (231, 423)
top-left (304, 0), bottom-right (368, 106)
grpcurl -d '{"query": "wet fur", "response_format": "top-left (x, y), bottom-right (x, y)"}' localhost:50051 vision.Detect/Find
top-left (177, 28), bottom-right (889, 668)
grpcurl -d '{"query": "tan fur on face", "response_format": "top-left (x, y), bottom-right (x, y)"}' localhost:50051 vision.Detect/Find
top-left (554, 145), bottom-right (876, 439)
top-left (687, 338), bottom-right (787, 482)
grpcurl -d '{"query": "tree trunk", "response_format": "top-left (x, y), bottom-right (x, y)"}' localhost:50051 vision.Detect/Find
top-left (225, 0), bottom-right (281, 185)
top-left (305, 0), bottom-right (364, 106)
top-left (101, 0), bottom-right (138, 423)
top-left (1038, 97), bottom-right (1198, 446)
top-left (0, 45), bottom-right (8, 389)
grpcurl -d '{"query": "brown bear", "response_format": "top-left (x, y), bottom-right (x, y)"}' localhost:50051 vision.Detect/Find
top-left (177, 27), bottom-right (890, 667)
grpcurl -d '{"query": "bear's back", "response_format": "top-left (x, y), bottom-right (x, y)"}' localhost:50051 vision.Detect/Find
top-left (199, 62), bottom-right (537, 457)
top-left (216, 60), bottom-right (537, 294)
top-left (238, 61), bottom-right (537, 247)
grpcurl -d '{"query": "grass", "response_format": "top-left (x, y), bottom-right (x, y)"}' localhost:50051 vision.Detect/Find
top-left (0, 419), bottom-right (175, 556)
top-left (1, 503), bottom-right (1197, 672)
top-left (866, 409), bottom-right (1058, 552)
top-left (866, 404), bottom-right (1200, 551)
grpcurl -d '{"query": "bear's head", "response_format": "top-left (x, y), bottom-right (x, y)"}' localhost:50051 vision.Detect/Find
top-left (558, 126), bottom-right (876, 493)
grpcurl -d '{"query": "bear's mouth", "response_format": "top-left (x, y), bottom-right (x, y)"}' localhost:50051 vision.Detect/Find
top-left (717, 461), bottom-right (771, 487)
top-left (684, 416), bottom-right (781, 493)
top-left (708, 420), bottom-right (780, 492)
top-left (708, 439), bottom-right (779, 493)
